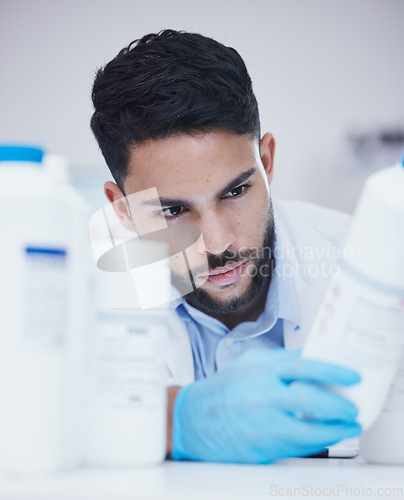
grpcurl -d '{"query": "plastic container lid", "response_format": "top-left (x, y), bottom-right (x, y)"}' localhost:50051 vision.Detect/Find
top-left (0, 145), bottom-right (44, 163)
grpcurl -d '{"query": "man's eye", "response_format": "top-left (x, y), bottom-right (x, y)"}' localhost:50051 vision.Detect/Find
top-left (227, 184), bottom-right (250, 197)
top-left (163, 206), bottom-right (183, 218)
top-left (230, 186), bottom-right (244, 196)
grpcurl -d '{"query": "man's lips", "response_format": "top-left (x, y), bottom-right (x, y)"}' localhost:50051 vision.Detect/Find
top-left (199, 260), bottom-right (249, 286)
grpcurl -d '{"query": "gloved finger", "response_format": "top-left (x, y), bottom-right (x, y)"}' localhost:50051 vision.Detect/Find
top-left (276, 412), bottom-right (362, 448)
top-left (279, 381), bottom-right (358, 422)
top-left (277, 358), bottom-right (361, 387)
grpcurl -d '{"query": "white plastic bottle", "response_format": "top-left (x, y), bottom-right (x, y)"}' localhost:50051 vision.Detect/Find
top-left (84, 205), bottom-right (171, 466)
top-left (84, 306), bottom-right (170, 466)
top-left (43, 154), bottom-right (92, 470)
top-left (0, 145), bottom-right (90, 476)
top-left (303, 160), bottom-right (404, 430)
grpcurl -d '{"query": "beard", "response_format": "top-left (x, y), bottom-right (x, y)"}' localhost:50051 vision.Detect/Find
top-left (171, 208), bottom-right (276, 314)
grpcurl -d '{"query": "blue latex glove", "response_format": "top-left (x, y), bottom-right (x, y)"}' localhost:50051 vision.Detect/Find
top-left (172, 348), bottom-right (362, 463)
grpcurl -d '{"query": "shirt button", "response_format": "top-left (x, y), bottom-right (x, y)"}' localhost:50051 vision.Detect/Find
top-left (225, 338), bottom-right (234, 348)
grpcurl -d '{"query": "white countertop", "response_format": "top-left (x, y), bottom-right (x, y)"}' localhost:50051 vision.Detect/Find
top-left (0, 456), bottom-right (403, 500)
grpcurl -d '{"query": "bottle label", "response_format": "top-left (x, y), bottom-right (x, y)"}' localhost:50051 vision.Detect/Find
top-left (22, 246), bottom-right (68, 350)
top-left (304, 265), bottom-right (404, 368)
top-left (92, 313), bottom-right (167, 410)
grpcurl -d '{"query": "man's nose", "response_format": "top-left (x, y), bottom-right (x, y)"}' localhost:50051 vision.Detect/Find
top-left (196, 213), bottom-right (236, 255)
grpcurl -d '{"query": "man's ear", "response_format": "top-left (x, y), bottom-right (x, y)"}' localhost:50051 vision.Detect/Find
top-left (104, 181), bottom-right (135, 232)
top-left (260, 132), bottom-right (276, 185)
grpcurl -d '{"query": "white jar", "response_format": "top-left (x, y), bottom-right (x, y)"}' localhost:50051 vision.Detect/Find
top-left (0, 145), bottom-right (89, 476)
top-left (85, 204), bottom-right (171, 466)
top-left (303, 162), bottom-right (404, 430)
top-left (84, 307), bottom-right (169, 466)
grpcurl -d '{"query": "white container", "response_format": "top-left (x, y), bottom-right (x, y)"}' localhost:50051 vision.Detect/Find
top-left (85, 206), bottom-right (171, 466)
top-left (360, 351), bottom-right (404, 464)
top-left (303, 162), bottom-right (404, 430)
top-left (84, 307), bottom-right (169, 466)
top-left (43, 154), bottom-right (92, 470)
top-left (0, 145), bottom-right (90, 476)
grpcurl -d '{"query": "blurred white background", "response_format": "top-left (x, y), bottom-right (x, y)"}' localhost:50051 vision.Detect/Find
top-left (1, 0), bottom-right (403, 213)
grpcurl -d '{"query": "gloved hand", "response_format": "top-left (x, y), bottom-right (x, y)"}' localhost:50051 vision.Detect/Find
top-left (172, 348), bottom-right (362, 463)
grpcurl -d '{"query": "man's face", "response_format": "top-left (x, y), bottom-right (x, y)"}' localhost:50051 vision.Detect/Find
top-left (110, 130), bottom-right (276, 314)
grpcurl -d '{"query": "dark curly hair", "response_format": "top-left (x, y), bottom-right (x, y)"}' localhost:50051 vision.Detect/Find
top-left (90, 29), bottom-right (261, 193)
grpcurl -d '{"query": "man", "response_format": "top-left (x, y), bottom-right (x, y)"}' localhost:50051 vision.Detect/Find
top-left (90, 29), bottom-right (362, 463)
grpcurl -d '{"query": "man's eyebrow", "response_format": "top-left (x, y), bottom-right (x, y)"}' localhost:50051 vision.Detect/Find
top-left (215, 166), bottom-right (257, 199)
top-left (140, 196), bottom-right (188, 208)
top-left (140, 166), bottom-right (258, 208)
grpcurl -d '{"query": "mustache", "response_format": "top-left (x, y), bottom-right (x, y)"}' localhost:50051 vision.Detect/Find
top-left (206, 249), bottom-right (249, 270)
top-left (191, 247), bottom-right (271, 277)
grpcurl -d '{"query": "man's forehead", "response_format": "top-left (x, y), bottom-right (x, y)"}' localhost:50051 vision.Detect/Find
top-left (123, 130), bottom-right (260, 196)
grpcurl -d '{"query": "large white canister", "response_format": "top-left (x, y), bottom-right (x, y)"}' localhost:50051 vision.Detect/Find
top-left (0, 145), bottom-right (90, 476)
top-left (43, 153), bottom-right (93, 470)
top-left (302, 160), bottom-right (404, 431)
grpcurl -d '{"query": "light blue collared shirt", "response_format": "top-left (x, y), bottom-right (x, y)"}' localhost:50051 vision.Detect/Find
top-left (173, 226), bottom-right (301, 380)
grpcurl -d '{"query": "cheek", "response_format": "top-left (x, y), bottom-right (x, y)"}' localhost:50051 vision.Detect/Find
top-left (168, 246), bottom-right (209, 278)
top-left (233, 204), bottom-right (271, 248)
top-left (233, 183), bottom-right (271, 232)
top-left (168, 252), bottom-right (187, 274)
top-left (134, 217), bottom-right (165, 236)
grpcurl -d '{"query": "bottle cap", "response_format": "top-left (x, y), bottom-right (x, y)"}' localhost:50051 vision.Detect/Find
top-left (0, 145), bottom-right (44, 163)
